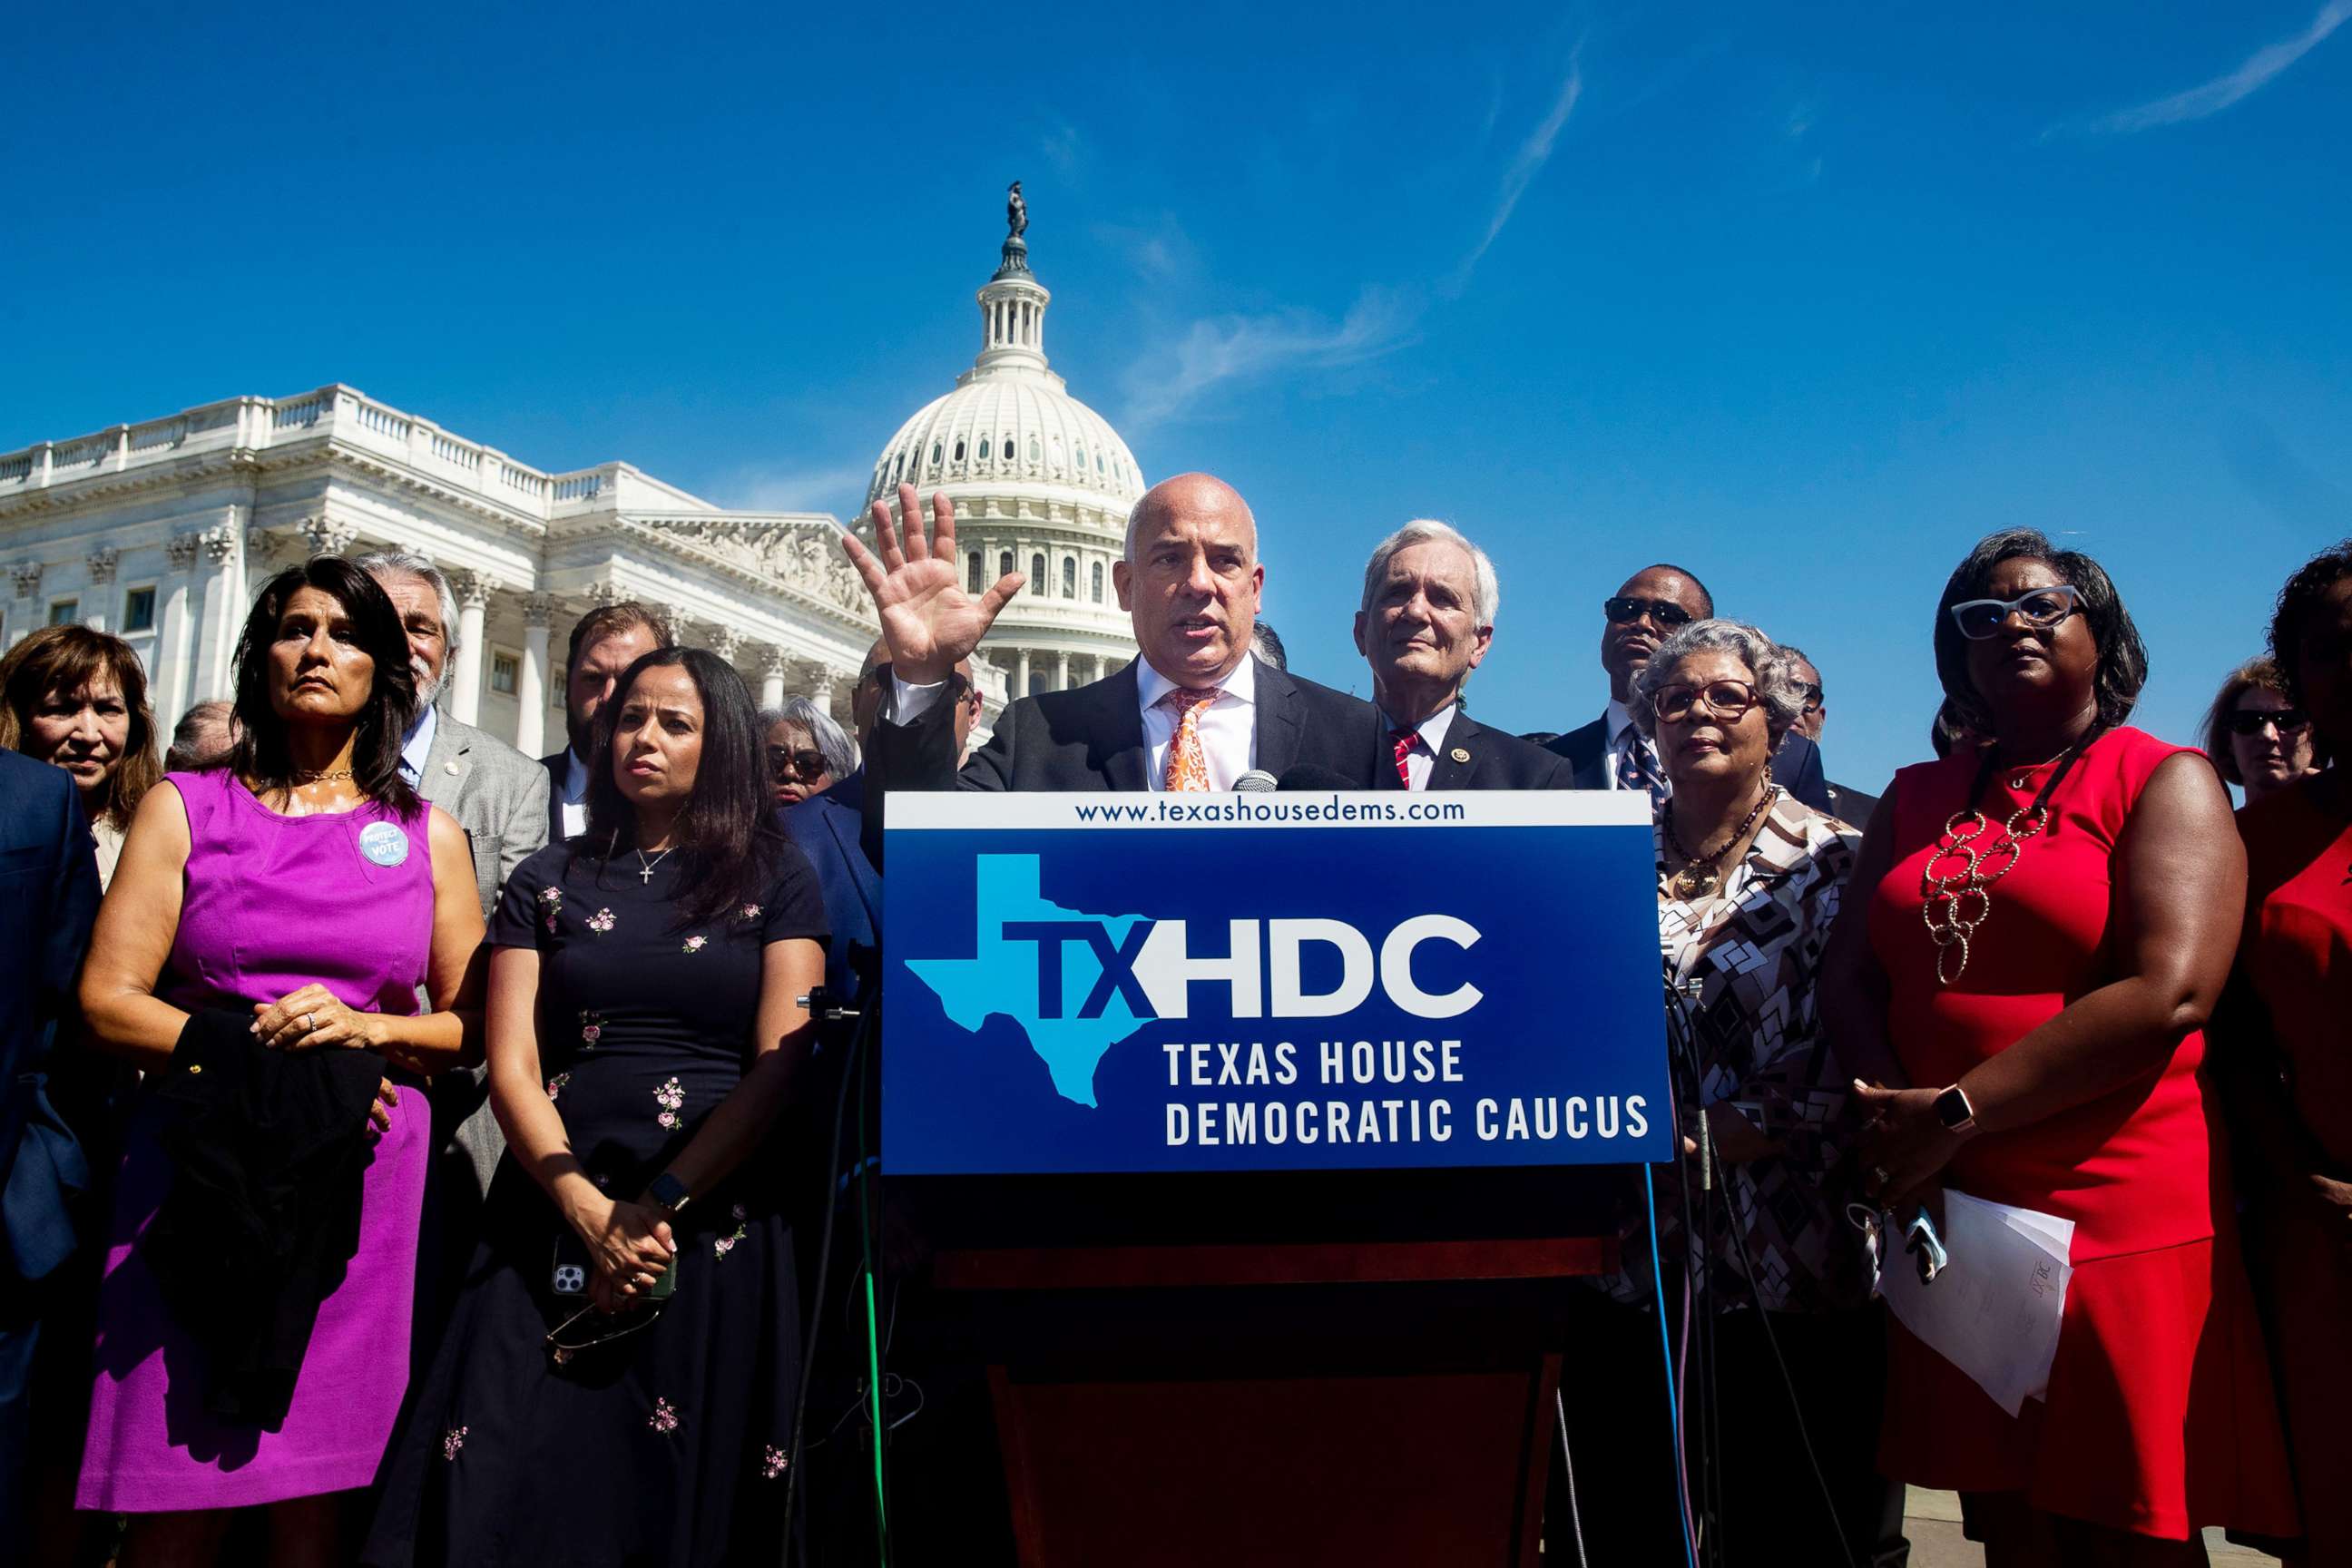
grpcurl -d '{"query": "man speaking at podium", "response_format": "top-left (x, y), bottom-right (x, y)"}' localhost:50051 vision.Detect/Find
top-left (843, 474), bottom-right (1388, 809)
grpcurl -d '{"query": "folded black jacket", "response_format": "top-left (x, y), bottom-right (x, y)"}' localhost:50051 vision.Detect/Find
top-left (139, 1008), bottom-right (386, 1425)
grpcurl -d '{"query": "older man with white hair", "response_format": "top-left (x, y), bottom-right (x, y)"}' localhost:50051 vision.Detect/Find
top-left (1354, 520), bottom-right (1574, 790)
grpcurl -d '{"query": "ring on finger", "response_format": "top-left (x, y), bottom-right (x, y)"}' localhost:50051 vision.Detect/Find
top-left (301, 1011), bottom-right (315, 1033)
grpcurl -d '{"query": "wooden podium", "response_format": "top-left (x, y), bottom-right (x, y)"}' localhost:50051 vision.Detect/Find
top-left (913, 1174), bottom-right (1617, 1568)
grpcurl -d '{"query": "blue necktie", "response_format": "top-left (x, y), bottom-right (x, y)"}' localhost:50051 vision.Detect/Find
top-left (1618, 730), bottom-right (1668, 810)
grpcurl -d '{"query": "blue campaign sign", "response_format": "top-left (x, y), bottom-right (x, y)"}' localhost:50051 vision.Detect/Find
top-left (881, 791), bottom-right (1672, 1175)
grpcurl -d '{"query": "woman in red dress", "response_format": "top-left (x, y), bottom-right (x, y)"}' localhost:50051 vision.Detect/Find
top-left (1823, 528), bottom-right (2298, 1564)
top-left (2222, 540), bottom-right (2352, 1566)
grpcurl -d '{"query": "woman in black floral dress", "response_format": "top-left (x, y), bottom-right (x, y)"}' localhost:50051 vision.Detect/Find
top-left (367, 648), bottom-right (828, 1568)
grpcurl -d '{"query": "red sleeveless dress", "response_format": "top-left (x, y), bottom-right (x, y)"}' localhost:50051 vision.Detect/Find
top-left (1866, 727), bottom-right (2297, 1541)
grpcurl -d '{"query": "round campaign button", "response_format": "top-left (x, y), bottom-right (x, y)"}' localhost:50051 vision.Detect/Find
top-left (359, 820), bottom-right (410, 867)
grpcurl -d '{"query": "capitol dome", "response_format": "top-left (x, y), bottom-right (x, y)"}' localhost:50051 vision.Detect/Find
top-left (862, 199), bottom-right (1145, 698)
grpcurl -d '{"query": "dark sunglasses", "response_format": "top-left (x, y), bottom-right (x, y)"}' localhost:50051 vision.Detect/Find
top-left (1603, 596), bottom-right (1697, 630)
top-left (1652, 680), bottom-right (1761, 723)
top-left (1793, 681), bottom-right (1824, 712)
top-left (768, 747), bottom-right (828, 779)
top-left (2226, 707), bottom-right (2308, 737)
top-left (1948, 583), bottom-right (2082, 642)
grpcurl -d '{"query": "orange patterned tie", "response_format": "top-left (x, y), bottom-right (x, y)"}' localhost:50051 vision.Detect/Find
top-left (1157, 687), bottom-right (1220, 792)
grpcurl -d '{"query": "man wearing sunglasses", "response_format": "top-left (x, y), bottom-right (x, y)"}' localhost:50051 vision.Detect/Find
top-left (1781, 645), bottom-right (1878, 828)
top-left (1533, 564), bottom-right (1831, 811)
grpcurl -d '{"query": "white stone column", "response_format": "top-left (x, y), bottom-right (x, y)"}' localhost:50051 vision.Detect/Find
top-left (759, 645), bottom-right (789, 710)
top-left (189, 524), bottom-right (246, 703)
top-left (1054, 650), bottom-right (1069, 691)
top-left (83, 549), bottom-right (118, 632)
top-left (514, 593), bottom-right (554, 759)
top-left (806, 664), bottom-right (838, 716)
top-left (1015, 647), bottom-right (1032, 697)
top-left (448, 570), bottom-right (497, 724)
top-left (157, 535), bottom-right (201, 721)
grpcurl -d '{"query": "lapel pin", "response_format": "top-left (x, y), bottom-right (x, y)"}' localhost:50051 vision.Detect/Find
top-left (1450, 747), bottom-right (1471, 764)
top-left (443, 760), bottom-right (462, 775)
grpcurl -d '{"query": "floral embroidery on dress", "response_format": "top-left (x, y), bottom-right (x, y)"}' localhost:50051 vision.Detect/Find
top-left (586, 907), bottom-right (616, 934)
top-left (442, 1426), bottom-right (468, 1460)
top-left (681, 935), bottom-right (708, 955)
top-left (740, 902), bottom-right (761, 921)
top-left (654, 1077), bottom-right (685, 1130)
top-left (762, 1445), bottom-right (789, 1479)
top-left (578, 1010), bottom-right (604, 1048)
top-left (649, 1397), bottom-right (679, 1434)
top-left (545, 1072), bottom-right (571, 1102)
top-left (712, 1202), bottom-right (750, 1260)
top-left (536, 885), bottom-right (563, 934)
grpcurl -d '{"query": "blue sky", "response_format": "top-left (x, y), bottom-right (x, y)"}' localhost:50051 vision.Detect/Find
top-left (5, 1), bottom-right (2347, 791)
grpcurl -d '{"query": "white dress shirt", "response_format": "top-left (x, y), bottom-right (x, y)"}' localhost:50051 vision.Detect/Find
top-left (891, 655), bottom-right (1260, 789)
top-left (1602, 696), bottom-right (1671, 799)
top-left (556, 747), bottom-right (591, 838)
top-left (397, 701), bottom-right (440, 789)
top-left (1379, 702), bottom-right (1459, 791)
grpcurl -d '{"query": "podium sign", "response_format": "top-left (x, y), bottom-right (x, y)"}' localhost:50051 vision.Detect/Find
top-left (882, 790), bottom-right (1671, 1175)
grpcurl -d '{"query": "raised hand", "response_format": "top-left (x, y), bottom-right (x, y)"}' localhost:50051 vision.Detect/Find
top-left (839, 485), bottom-right (1024, 685)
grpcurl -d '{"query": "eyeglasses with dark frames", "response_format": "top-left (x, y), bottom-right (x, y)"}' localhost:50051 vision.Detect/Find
top-left (1602, 596), bottom-right (1697, 630)
top-left (1651, 680), bottom-right (1762, 724)
top-left (768, 747), bottom-right (829, 779)
top-left (2225, 707), bottom-right (2308, 737)
top-left (1947, 583), bottom-right (2082, 642)
top-left (1793, 681), bottom-right (1824, 713)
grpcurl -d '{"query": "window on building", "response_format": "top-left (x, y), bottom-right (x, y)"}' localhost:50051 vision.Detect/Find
top-left (1031, 553), bottom-right (1045, 593)
top-left (1092, 561), bottom-right (1104, 603)
top-left (47, 599), bottom-right (78, 627)
top-left (966, 552), bottom-right (982, 593)
top-left (978, 436), bottom-right (990, 460)
top-left (490, 651), bottom-right (520, 696)
top-left (1074, 442), bottom-right (1086, 471)
top-left (1027, 436), bottom-right (1042, 463)
top-left (1061, 557), bottom-right (1076, 598)
top-left (954, 438), bottom-right (966, 462)
top-left (999, 550), bottom-right (1014, 582)
top-left (1002, 432), bottom-right (1014, 461)
top-left (122, 586), bottom-right (156, 633)
top-left (930, 443), bottom-right (943, 466)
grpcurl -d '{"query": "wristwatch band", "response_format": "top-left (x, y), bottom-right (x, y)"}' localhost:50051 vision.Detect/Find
top-left (647, 1171), bottom-right (692, 1216)
top-left (1933, 1084), bottom-right (1977, 1135)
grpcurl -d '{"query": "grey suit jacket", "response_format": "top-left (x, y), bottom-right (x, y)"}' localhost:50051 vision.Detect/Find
top-left (417, 712), bottom-right (551, 920)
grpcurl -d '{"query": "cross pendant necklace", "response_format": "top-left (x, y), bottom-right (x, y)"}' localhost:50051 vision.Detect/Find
top-left (635, 847), bottom-right (675, 884)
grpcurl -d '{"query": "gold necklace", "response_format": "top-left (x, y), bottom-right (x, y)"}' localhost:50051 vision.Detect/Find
top-left (292, 768), bottom-right (355, 784)
top-left (1919, 733), bottom-right (2096, 984)
top-left (1663, 784), bottom-right (1776, 901)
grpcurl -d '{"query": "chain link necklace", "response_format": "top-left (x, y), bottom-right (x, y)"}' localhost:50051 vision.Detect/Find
top-left (1920, 730), bottom-right (2100, 984)
top-left (1662, 782), bottom-right (1778, 902)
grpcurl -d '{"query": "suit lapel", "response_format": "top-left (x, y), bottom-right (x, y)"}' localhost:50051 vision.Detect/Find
top-left (418, 717), bottom-right (467, 808)
top-left (1252, 660), bottom-right (1303, 781)
top-left (1426, 712), bottom-right (1478, 791)
top-left (1087, 663), bottom-right (1151, 791)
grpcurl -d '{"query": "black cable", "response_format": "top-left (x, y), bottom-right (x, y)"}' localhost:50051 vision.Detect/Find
top-left (1661, 981), bottom-right (1859, 1568)
top-left (781, 968), bottom-right (879, 1565)
top-left (1661, 979), bottom-right (1723, 1568)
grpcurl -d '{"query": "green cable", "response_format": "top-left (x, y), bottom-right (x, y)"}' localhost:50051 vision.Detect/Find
top-left (856, 1017), bottom-right (891, 1565)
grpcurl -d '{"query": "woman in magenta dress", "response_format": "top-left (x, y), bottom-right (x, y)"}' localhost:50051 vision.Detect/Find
top-left (74, 558), bottom-right (484, 1565)
top-left (1825, 529), bottom-right (2297, 1563)
top-left (2223, 540), bottom-right (2352, 1565)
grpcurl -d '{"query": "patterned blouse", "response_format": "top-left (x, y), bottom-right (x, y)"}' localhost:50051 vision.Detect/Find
top-left (1604, 792), bottom-right (1870, 1315)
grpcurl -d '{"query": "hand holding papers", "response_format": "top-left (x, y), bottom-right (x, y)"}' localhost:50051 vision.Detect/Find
top-left (1866, 1189), bottom-right (2074, 1417)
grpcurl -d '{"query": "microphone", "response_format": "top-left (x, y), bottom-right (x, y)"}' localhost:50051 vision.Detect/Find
top-left (1234, 769), bottom-right (1278, 793)
top-left (1274, 764), bottom-right (1359, 791)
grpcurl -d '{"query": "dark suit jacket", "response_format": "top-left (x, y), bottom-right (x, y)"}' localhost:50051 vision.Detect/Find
top-left (1822, 780), bottom-right (1880, 830)
top-left (1532, 713), bottom-right (1834, 812)
top-left (862, 657), bottom-right (1387, 862)
top-left (781, 769), bottom-right (880, 1007)
top-left (1381, 710), bottom-right (1576, 790)
top-left (539, 749), bottom-right (572, 846)
top-left (0, 751), bottom-right (103, 1287)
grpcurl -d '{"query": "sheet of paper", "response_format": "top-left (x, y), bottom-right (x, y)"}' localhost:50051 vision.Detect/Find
top-left (1877, 1189), bottom-right (2074, 1416)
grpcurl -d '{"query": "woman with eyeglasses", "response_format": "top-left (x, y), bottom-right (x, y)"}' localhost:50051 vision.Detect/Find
top-left (762, 698), bottom-right (857, 809)
top-left (366, 647), bottom-right (828, 1568)
top-left (1556, 619), bottom-right (1896, 1565)
top-left (2200, 656), bottom-right (2321, 807)
top-left (1823, 528), bottom-right (2297, 1564)
top-left (2220, 541), bottom-right (2352, 1566)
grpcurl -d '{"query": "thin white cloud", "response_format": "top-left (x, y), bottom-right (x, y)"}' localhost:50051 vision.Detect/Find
top-left (718, 460), bottom-right (876, 515)
top-left (1453, 56), bottom-right (1583, 286)
top-left (2085, 0), bottom-right (2349, 133)
top-left (1038, 115), bottom-right (1083, 178)
top-left (1120, 288), bottom-right (1419, 429)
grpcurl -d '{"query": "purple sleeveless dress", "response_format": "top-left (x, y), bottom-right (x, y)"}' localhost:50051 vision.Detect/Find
top-left (77, 769), bottom-right (436, 1512)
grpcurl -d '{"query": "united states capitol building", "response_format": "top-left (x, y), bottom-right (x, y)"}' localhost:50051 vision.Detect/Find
top-left (0, 193), bottom-right (1142, 752)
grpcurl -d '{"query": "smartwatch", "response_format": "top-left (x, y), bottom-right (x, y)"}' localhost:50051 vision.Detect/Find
top-left (646, 1171), bottom-right (692, 1217)
top-left (1932, 1085), bottom-right (1977, 1136)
